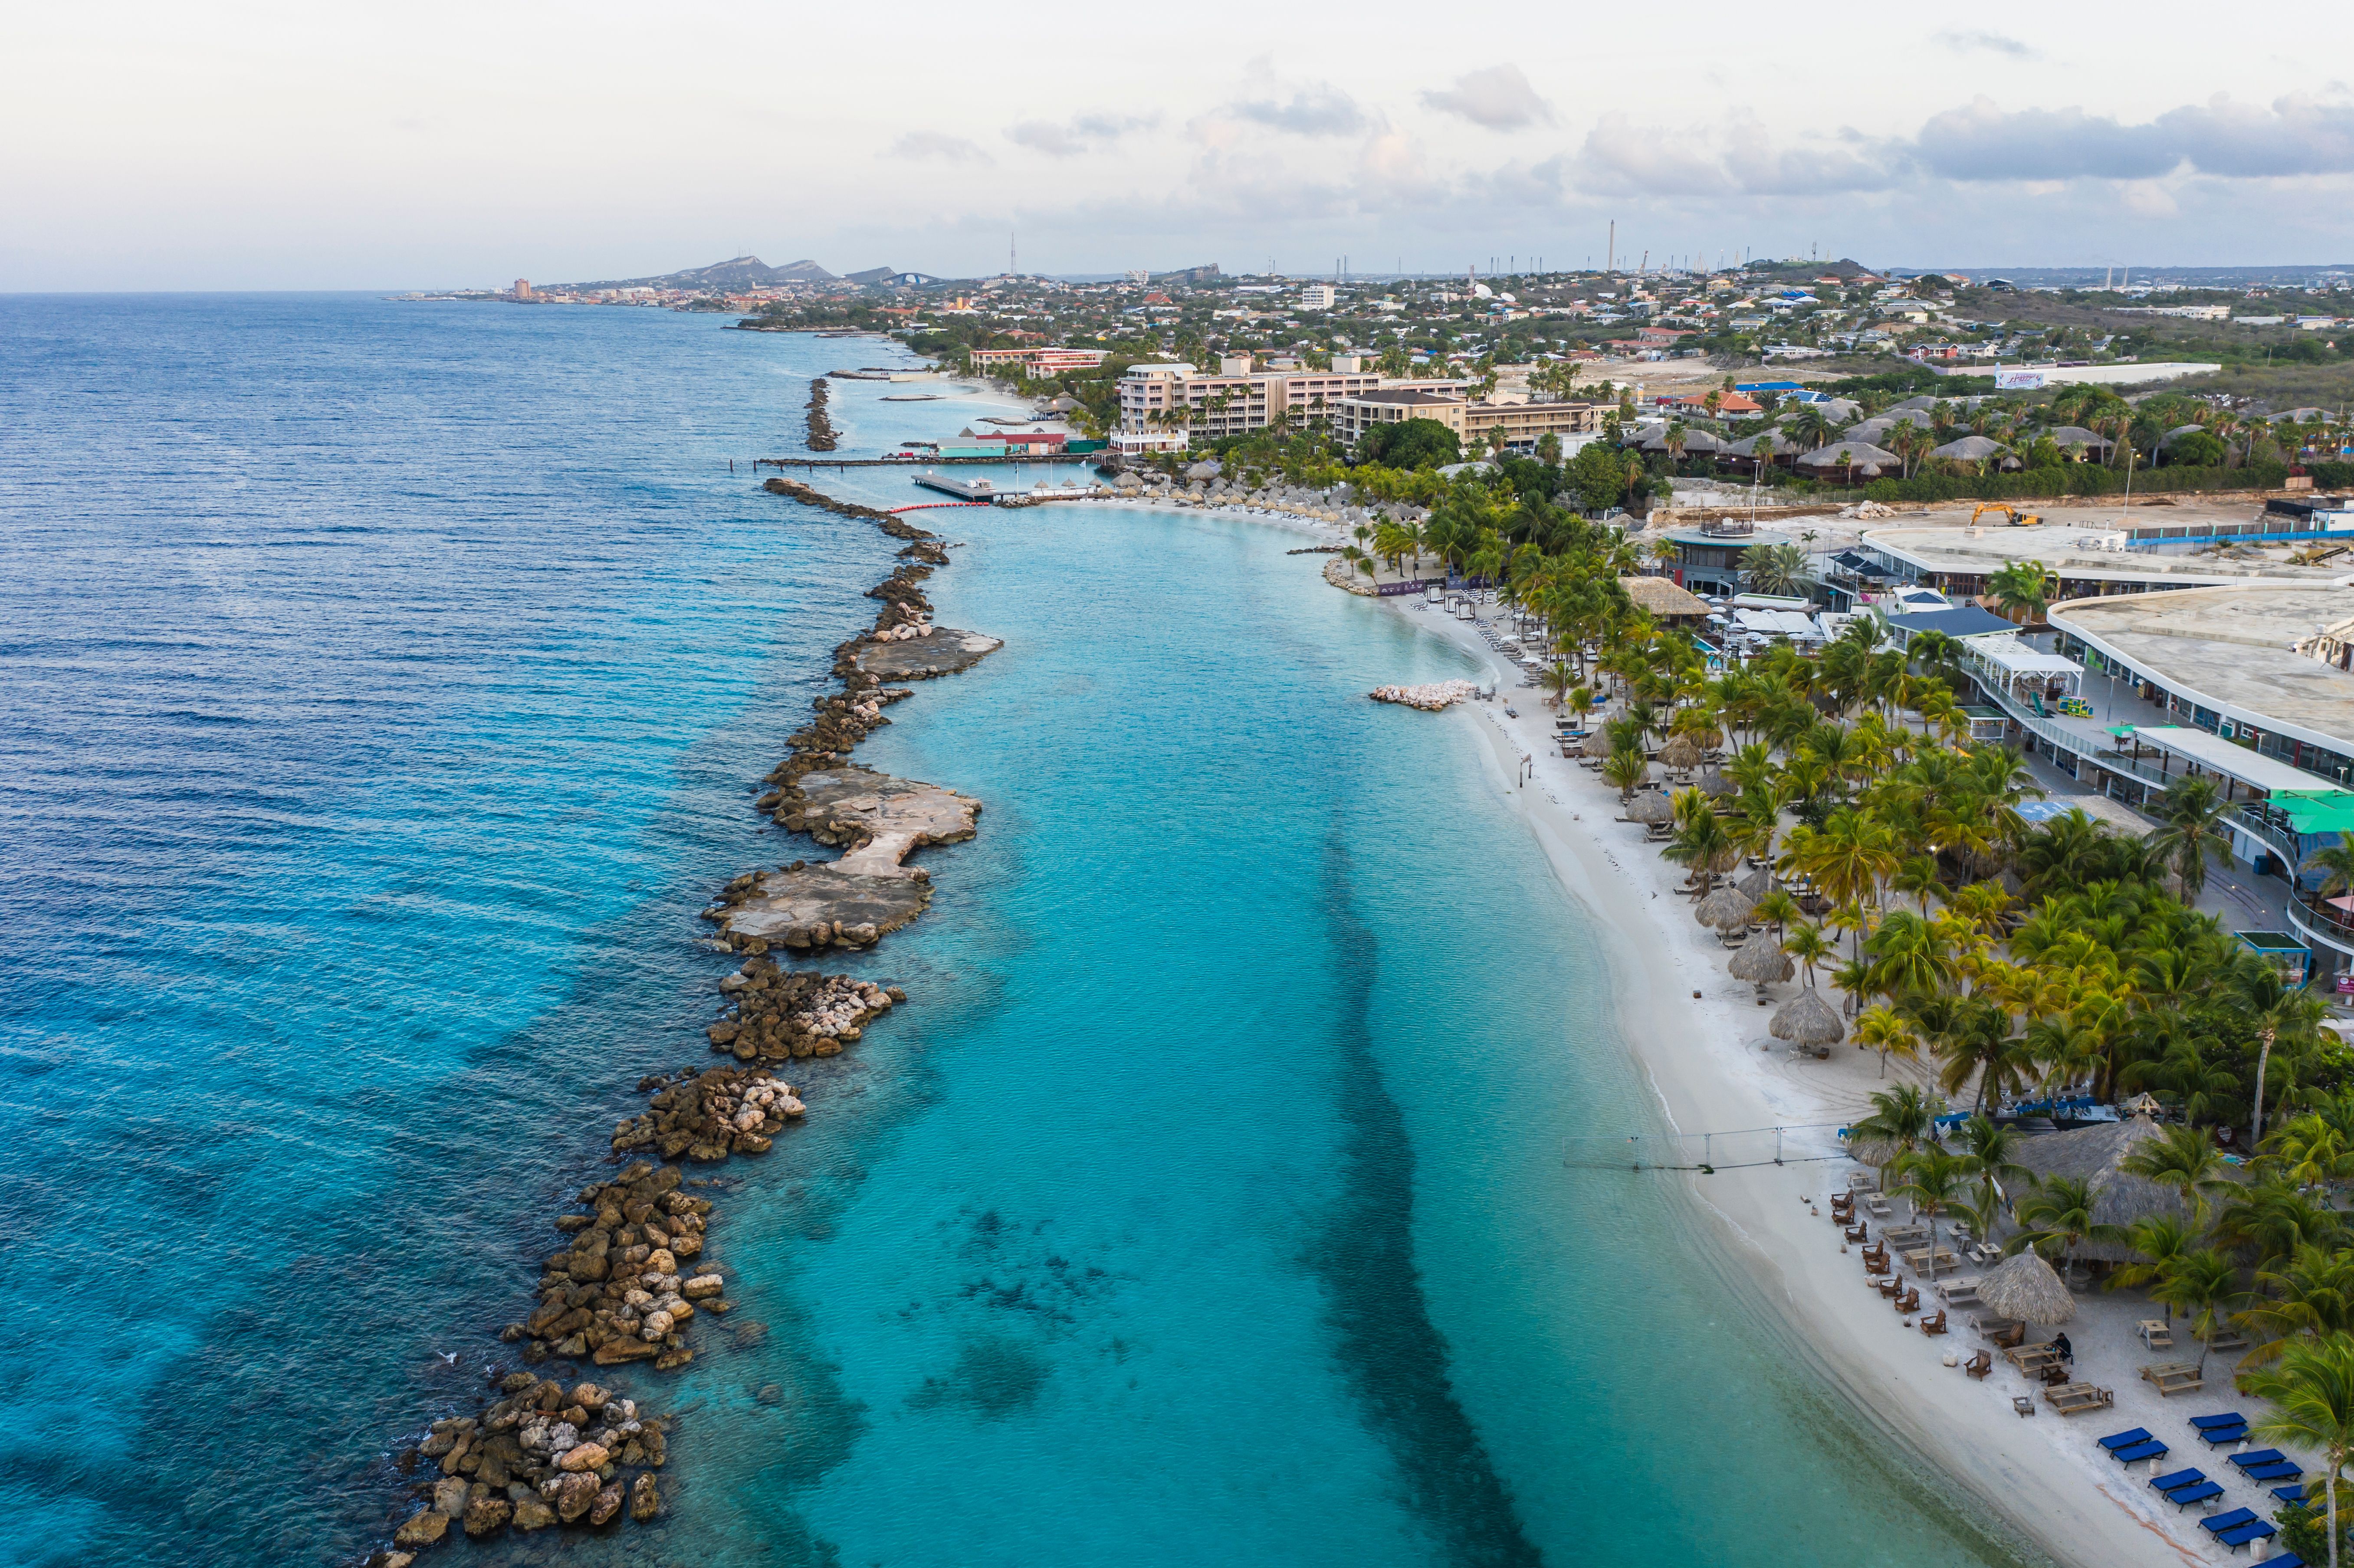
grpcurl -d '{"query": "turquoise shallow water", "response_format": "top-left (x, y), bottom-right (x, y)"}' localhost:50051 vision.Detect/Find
top-left (1, 298), bottom-right (2028, 1567)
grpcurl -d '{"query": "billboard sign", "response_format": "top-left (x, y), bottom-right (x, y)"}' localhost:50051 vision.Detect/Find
top-left (1995, 367), bottom-right (2047, 391)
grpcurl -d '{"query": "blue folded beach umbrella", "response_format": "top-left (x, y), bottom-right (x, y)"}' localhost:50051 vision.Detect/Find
top-left (2098, 1427), bottom-right (2154, 1450)
top-left (2191, 1412), bottom-right (2248, 1430)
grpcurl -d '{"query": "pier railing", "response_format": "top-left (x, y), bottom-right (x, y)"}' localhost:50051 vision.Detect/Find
top-left (1563, 1120), bottom-right (1852, 1173)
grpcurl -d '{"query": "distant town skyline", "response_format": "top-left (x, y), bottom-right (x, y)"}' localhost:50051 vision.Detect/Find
top-left (6, 0), bottom-right (2352, 291)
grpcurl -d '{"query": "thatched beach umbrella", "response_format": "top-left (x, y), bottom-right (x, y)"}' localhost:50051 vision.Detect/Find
top-left (1628, 791), bottom-right (1676, 825)
top-left (1694, 886), bottom-right (1755, 933)
top-left (1736, 866), bottom-right (1773, 900)
top-left (1581, 731), bottom-right (1614, 760)
top-left (1770, 989), bottom-right (1845, 1054)
top-left (1729, 940), bottom-right (1793, 1001)
top-left (1979, 1250), bottom-right (2076, 1326)
top-left (1659, 734), bottom-right (1701, 771)
top-left (1695, 767), bottom-right (1737, 799)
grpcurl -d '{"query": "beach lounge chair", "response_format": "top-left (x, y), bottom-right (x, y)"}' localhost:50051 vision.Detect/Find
top-left (2043, 1382), bottom-right (2114, 1416)
top-left (1919, 1309), bottom-right (1948, 1336)
top-left (2148, 1465), bottom-right (2201, 1490)
top-left (2226, 1449), bottom-right (2286, 1473)
top-left (2098, 1427), bottom-right (2155, 1451)
top-left (2138, 1319), bottom-right (2175, 1349)
top-left (2161, 1479), bottom-right (2224, 1512)
top-left (2198, 1509), bottom-right (2260, 1541)
top-left (1843, 1222), bottom-right (1868, 1243)
top-left (1865, 1253), bottom-right (1891, 1277)
top-left (2110, 1439), bottom-right (2169, 1466)
top-left (2141, 1362), bottom-right (2204, 1397)
top-left (2196, 1422), bottom-right (2250, 1449)
top-left (1977, 1318), bottom-right (2026, 1348)
top-left (2243, 1460), bottom-right (2303, 1483)
top-left (2214, 1516), bottom-right (2276, 1551)
top-left (1963, 1350), bottom-right (1992, 1379)
top-left (2191, 1412), bottom-right (2247, 1430)
top-left (2274, 1484), bottom-right (2313, 1506)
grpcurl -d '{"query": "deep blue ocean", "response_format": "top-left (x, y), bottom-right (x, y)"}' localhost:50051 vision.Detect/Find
top-left (0, 295), bottom-right (2027, 1568)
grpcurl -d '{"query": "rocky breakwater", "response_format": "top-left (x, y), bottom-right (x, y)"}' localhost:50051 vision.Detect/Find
top-left (1371, 680), bottom-right (1481, 712)
top-left (690, 956), bottom-right (903, 1064)
top-left (807, 377), bottom-right (839, 452)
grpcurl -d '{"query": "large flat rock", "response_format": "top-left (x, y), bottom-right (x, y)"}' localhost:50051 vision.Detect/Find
top-left (722, 765), bottom-right (982, 949)
top-left (855, 628), bottom-right (1001, 681)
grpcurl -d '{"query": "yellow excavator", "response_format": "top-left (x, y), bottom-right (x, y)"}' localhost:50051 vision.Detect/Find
top-left (1970, 503), bottom-right (2042, 528)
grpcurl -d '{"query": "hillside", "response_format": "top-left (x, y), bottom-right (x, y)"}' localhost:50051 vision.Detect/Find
top-left (560, 255), bottom-right (837, 291)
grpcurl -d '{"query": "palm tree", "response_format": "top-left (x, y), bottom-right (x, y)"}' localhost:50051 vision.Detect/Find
top-left (1783, 922), bottom-right (1833, 990)
top-left (1983, 560), bottom-right (2050, 624)
top-left (2240, 1245), bottom-right (2354, 1368)
top-left (1888, 1147), bottom-right (1969, 1279)
top-left (1854, 1003), bottom-right (1921, 1079)
top-left (2106, 1213), bottom-right (2198, 1318)
top-left (1740, 540), bottom-right (1809, 597)
top-left (1601, 749), bottom-right (1648, 799)
top-left (2307, 833), bottom-right (2354, 901)
top-left (2121, 1122), bottom-right (2232, 1224)
top-left (2149, 775), bottom-right (2233, 902)
top-left (2011, 1174), bottom-right (2102, 1283)
top-left (2242, 962), bottom-right (2326, 1148)
top-left (2154, 1249), bottom-right (2239, 1374)
top-left (1851, 1083), bottom-right (1938, 1164)
top-left (2244, 1335), bottom-right (2354, 1568)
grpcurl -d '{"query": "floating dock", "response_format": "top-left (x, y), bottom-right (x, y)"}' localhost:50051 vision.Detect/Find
top-left (913, 472), bottom-right (998, 502)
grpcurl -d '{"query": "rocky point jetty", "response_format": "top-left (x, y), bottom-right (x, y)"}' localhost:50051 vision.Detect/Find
top-left (368, 482), bottom-right (995, 1563)
top-left (1371, 680), bottom-right (1482, 712)
top-left (806, 377), bottom-right (838, 451)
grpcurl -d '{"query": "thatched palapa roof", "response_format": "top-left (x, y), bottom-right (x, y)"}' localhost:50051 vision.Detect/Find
top-left (2002, 1115), bottom-right (2202, 1262)
top-left (1618, 577), bottom-right (1713, 621)
top-left (1770, 988), bottom-right (1845, 1047)
top-left (1694, 886), bottom-right (1755, 932)
top-left (1729, 941), bottom-right (1793, 986)
top-left (1628, 791), bottom-right (1677, 824)
top-left (1582, 730), bottom-right (1615, 759)
top-left (1980, 1250), bottom-right (2075, 1324)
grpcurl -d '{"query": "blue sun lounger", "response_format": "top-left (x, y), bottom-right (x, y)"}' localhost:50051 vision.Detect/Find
top-left (2275, 1484), bottom-right (2314, 1506)
top-left (2227, 1449), bottom-right (2286, 1473)
top-left (2163, 1479), bottom-right (2224, 1511)
top-left (2150, 1467), bottom-right (2202, 1491)
top-left (2244, 1459), bottom-right (2303, 1483)
top-left (2098, 1427), bottom-right (2154, 1450)
top-left (2200, 1508), bottom-right (2261, 1542)
top-left (2216, 1517), bottom-right (2277, 1551)
top-left (2111, 1439), bottom-right (2169, 1465)
top-left (2262, 1554), bottom-right (2307, 1568)
top-left (2199, 1422), bottom-right (2251, 1448)
top-left (2191, 1412), bottom-right (2247, 1430)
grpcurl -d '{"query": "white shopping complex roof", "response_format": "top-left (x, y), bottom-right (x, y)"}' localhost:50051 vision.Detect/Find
top-left (2132, 725), bottom-right (2345, 794)
top-left (1973, 636), bottom-right (2082, 676)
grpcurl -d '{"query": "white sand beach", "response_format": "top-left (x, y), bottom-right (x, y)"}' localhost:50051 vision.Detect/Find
top-left (1393, 586), bottom-right (2256, 1568)
top-left (1129, 496), bottom-right (2265, 1568)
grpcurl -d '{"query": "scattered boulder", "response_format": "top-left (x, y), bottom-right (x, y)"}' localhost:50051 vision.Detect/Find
top-left (631, 1473), bottom-right (662, 1522)
top-left (392, 1510), bottom-right (448, 1548)
top-left (462, 1496), bottom-right (512, 1538)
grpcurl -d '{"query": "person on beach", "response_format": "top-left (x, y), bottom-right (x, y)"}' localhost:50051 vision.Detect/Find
top-left (2052, 1332), bottom-right (2073, 1364)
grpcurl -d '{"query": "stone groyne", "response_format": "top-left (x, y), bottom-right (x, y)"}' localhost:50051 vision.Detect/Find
top-left (806, 378), bottom-right (839, 452)
top-left (367, 478), bottom-right (995, 1564)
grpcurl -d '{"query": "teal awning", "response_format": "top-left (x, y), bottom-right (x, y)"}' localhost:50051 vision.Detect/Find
top-left (2273, 789), bottom-right (2354, 836)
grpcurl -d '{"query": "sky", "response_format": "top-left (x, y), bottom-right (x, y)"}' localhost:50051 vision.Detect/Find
top-left (5, 0), bottom-right (2352, 290)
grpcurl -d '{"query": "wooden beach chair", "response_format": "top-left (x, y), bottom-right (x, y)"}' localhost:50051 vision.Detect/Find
top-left (1963, 1350), bottom-right (1992, 1379)
top-left (1920, 1309), bottom-right (1948, 1336)
top-left (1976, 1317), bottom-right (2026, 1348)
top-left (2044, 1383), bottom-right (2116, 1417)
top-left (1892, 1285), bottom-right (1921, 1314)
top-left (1842, 1221), bottom-right (1868, 1243)
top-left (2142, 1363), bottom-right (2204, 1397)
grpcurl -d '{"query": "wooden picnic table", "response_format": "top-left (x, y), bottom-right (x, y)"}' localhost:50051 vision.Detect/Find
top-left (1902, 1246), bottom-right (1960, 1273)
top-left (2045, 1382), bottom-right (2115, 1417)
top-left (2005, 1343), bottom-right (2065, 1373)
top-left (2142, 1362), bottom-right (2205, 1397)
top-left (2137, 1318), bottom-right (2175, 1349)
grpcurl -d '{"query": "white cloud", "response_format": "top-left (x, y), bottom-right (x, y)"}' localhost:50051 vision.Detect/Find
top-left (1005, 112), bottom-right (1156, 157)
top-left (1563, 112), bottom-right (1899, 197)
top-left (1915, 93), bottom-right (2354, 181)
top-left (1420, 65), bottom-right (1552, 131)
top-left (1934, 30), bottom-right (2035, 59)
top-left (888, 131), bottom-right (989, 164)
